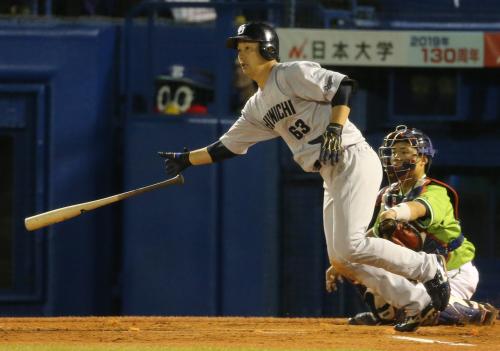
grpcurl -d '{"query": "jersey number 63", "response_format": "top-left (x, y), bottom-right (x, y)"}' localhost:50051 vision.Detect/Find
top-left (289, 119), bottom-right (311, 140)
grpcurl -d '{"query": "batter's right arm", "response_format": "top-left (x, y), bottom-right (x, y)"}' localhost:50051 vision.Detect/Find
top-left (158, 141), bottom-right (238, 177)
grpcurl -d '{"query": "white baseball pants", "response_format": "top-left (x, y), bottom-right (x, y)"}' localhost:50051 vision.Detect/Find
top-left (321, 141), bottom-right (440, 286)
top-left (342, 260), bottom-right (479, 315)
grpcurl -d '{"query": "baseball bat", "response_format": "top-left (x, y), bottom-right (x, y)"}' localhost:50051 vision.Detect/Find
top-left (24, 174), bottom-right (184, 231)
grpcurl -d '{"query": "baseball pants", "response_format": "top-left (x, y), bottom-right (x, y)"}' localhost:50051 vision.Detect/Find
top-left (321, 141), bottom-right (440, 284)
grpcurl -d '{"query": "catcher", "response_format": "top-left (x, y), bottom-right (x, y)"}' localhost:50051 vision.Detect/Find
top-left (329, 125), bottom-right (498, 328)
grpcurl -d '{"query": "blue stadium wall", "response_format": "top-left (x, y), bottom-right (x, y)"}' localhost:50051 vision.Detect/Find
top-left (0, 15), bottom-right (499, 317)
top-left (0, 19), bottom-right (118, 315)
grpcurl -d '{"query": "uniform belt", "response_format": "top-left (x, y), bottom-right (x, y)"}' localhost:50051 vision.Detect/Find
top-left (447, 233), bottom-right (465, 252)
top-left (434, 233), bottom-right (464, 256)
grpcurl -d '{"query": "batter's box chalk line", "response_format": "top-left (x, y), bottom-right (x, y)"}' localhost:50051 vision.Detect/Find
top-left (392, 335), bottom-right (475, 347)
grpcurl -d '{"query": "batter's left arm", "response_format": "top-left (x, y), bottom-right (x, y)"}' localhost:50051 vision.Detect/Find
top-left (308, 77), bottom-right (356, 165)
top-left (330, 77), bottom-right (356, 125)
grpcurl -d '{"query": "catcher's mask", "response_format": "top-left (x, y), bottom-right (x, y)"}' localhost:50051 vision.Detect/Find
top-left (378, 125), bottom-right (436, 182)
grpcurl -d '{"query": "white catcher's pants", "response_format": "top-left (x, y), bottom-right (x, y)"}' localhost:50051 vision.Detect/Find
top-left (448, 261), bottom-right (479, 300)
top-left (321, 141), bottom-right (441, 298)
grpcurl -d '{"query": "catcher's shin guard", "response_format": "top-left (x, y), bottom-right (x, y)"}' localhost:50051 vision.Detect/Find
top-left (438, 296), bottom-right (499, 326)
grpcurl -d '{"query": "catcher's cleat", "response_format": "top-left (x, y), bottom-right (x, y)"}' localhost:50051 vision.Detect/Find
top-left (482, 303), bottom-right (499, 325)
top-left (349, 312), bottom-right (379, 325)
top-left (348, 312), bottom-right (395, 326)
top-left (438, 297), bottom-right (499, 326)
top-left (423, 255), bottom-right (450, 311)
top-left (394, 304), bottom-right (437, 332)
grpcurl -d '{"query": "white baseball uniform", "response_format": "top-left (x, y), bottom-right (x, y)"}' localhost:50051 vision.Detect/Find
top-left (344, 260), bottom-right (479, 316)
top-left (219, 61), bottom-right (442, 306)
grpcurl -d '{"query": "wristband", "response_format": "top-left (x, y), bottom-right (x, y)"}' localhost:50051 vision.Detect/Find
top-left (391, 203), bottom-right (411, 222)
top-left (207, 140), bottom-right (238, 162)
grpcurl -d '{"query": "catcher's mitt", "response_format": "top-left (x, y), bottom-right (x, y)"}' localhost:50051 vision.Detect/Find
top-left (378, 218), bottom-right (424, 251)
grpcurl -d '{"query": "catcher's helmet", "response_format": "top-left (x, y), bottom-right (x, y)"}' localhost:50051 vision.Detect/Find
top-left (379, 125), bottom-right (436, 174)
top-left (226, 22), bottom-right (280, 61)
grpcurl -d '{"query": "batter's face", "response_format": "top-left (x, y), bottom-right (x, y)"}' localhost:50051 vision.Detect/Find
top-left (236, 41), bottom-right (269, 78)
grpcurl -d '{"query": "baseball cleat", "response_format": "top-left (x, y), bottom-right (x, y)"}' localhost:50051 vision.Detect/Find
top-left (438, 297), bottom-right (499, 326)
top-left (481, 303), bottom-right (499, 325)
top-left (394, 303), bottom-right (437, 332)
top-left (349, 312), bottom-right (385, 326)
top-left (423, 254), bottom-right (450, 311)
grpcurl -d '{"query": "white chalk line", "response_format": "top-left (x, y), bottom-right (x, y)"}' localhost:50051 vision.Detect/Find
top-left (392, 335), bottom-right (475, 347)
top-left (255, 329), bottom-right (308, 334)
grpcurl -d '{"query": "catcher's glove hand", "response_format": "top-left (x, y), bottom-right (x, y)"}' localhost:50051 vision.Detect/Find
top-left (308, 122), bottom-right (343, 166)
top-left (158, 147), bottom-right (191, 176)
top-left (378, 218), bottom-right (424, 251)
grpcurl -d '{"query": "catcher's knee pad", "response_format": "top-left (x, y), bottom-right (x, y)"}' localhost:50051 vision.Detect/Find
top-left (438, 296), bottom-right (499, 326)
top-left (364, 289), bottom-right (399, 323)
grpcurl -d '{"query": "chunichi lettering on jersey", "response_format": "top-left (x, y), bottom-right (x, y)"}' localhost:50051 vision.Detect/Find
top-left (262, 99), bottom-right (296, 129)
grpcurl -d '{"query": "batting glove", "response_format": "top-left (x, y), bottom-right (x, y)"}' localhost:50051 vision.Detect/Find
top-left (308, 122), bottom-right (343, 166)
top-left (158, 147), bottom-right (191, 176)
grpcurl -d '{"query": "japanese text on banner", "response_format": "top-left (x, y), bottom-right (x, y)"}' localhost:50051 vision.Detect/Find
top-left (277, 29), bottom-right (484, 68)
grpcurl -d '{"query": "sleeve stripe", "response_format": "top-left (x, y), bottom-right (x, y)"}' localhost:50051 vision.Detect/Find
top-left (415, 197), bottom-right (433, 228)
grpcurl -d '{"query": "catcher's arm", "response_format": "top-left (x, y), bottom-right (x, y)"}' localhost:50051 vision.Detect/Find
top-left (378, 201), bottom-right (428, 251)
top-left (380, 200), bottom-right (428, 222)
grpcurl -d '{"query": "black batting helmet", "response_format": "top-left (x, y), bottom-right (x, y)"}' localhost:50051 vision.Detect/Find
top-left (226, 22), bottom-right (280, 61)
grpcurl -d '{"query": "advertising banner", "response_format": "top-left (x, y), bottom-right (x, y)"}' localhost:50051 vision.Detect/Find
top-left (278, 28), bottom-right (489, 68)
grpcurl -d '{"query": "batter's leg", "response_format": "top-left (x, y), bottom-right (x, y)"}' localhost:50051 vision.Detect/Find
top-left (323, 142), bottom-right (449, 312)
top-left (333, 259), bottom-right (431, 316)
top-left (323, 185), bottom-right (335, 263)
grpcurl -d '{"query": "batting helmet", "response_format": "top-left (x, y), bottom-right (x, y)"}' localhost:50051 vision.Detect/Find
top-left (226, 22), bottom-right (280, 61)
top-left (379, 125), bottom-right (436, 174)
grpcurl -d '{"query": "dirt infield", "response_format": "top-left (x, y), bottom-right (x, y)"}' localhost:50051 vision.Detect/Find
top-left (0, 316), bottom-right (498, 351)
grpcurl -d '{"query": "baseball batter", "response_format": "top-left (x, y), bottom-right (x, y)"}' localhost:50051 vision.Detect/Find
top-left (159, 22), bottom-right (450, 331)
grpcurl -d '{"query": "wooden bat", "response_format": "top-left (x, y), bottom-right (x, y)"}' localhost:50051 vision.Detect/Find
top-left (24, 174), bottom-right (184, 231)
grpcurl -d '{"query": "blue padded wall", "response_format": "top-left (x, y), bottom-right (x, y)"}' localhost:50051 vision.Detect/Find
top-left (0, 20), bottom-right (119, 315)
top-left (220, 133), bottom-right (281, 316)
top-left (122, 117), bottom-right (220, 315)
top-left (122, 117), bottom-right (282, 315)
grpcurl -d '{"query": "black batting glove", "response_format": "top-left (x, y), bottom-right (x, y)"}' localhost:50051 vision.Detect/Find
top-left (158, 147), bottom-right (192, 177)
top-left (308, 123), bottom-right (343, 166)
